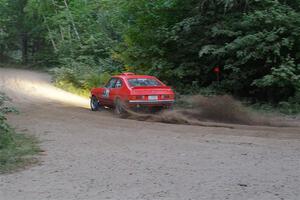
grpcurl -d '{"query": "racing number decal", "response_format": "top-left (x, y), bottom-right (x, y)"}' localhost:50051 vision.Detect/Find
top-left (102, 89), bottom-right (110, 98)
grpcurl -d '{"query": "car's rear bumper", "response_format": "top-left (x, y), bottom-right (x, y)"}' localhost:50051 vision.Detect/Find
top-left (128, 100), bottom-right (174, 106)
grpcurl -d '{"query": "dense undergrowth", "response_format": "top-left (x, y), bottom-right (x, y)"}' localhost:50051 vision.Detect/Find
top-left (0, 93), bottom-right (40, 173)
top-left (50, 67), bottom-right (111, 97)
top-left (250, 98), bottom-right (300, 115)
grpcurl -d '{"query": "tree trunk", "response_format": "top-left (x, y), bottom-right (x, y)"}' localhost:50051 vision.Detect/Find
top-left (63, 0), bottom-right (81, 41)
top-left (43, 16), bottom-right (58, 52)
top-left (21, 32), bottom-right (28, 64)
top-left (51, 0), bottom-right (65, 41)
top-left (60, 26), bottom-right (65, 41)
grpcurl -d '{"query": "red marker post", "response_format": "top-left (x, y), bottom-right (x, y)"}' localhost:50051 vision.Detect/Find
top-left (213, 66), bottom-right (220, 84)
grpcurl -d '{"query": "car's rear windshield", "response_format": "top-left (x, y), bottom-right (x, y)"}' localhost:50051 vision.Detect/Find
top-left (127, 78), bottom-right (162, 87)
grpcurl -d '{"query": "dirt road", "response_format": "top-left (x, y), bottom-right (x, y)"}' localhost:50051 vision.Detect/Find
top-left (0, 68), bottom-right (299, 200)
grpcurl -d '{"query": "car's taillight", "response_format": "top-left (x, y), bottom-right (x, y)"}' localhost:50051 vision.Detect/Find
top-left (161, 95), bottom-right (169, 99)
top-left (129, 95), bottom-right (145, 100)
top-left (162, 94), bottom-right (175, 99)
top-left (137, 95), bottom-right (145, 100)
top-left (129, 95), bottom-right (136, 100)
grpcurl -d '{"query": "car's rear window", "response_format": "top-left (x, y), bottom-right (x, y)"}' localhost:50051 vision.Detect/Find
top-left (127, 78), bottom-right (162, 87)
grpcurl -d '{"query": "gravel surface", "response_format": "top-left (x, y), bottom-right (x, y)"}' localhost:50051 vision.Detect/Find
top-left (0, 68), bottom-right (299, 200)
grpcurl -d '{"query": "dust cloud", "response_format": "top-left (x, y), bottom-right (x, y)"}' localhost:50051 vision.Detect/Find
top-left (125, 95), bottom-right (292, 127)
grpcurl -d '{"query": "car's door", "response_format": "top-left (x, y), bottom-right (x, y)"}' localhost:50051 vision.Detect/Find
top-left (98, 78), bottom-right (117, 106)
top-left (108, 78), bottom-right (123, 104)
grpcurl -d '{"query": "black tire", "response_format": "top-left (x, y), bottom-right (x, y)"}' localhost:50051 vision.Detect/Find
top-left (114, 98), bottom-right (127, 116)
top-left (90, 96), bottom-right (100, 111)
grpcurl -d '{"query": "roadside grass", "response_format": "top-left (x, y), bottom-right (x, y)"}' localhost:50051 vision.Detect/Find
top-left (0, 93), bottom-right (40, 174)
top-left (249, 102), bottom-right (300, 116)
top-left (0, 130), bottom-right (40, 174)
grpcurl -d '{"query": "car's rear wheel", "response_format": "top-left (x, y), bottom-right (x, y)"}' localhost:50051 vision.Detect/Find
top-left (114, 98), bottom-right (127, 116)
top-left (90, 96), bottom-right (100, 111)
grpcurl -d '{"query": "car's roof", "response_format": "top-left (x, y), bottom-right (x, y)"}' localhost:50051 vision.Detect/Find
top-left (112, 74), bottom-right (156, 79)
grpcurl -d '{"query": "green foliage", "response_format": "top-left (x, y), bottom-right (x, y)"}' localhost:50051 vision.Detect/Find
top-left (176, 1), bottom-right (300, 99)
top-left (251, 101), bottom-right (300, 115)
top-left (253, 58), bottom-right (300, 89)
top-left (0, 92), bottom-right (39, 173)
top-left (278, 101), bottom-right (300, 115)
top-left (111, 0), bottom-right (300, 103)
top-left (51, 66), bottom-right (111, 97)
top-left (250, 90), bottom-right (300, 115)
top-left (83, 73), bottom-right (111, 90)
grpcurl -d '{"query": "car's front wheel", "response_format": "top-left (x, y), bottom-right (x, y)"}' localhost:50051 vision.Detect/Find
top-left (90, 96), bottom-right (100, 111)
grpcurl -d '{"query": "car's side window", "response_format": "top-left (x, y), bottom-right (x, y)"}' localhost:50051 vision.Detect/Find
top-left (105, 78), bottom-right (117, 89)
top-left (114, 79), bottom-right (122, 88)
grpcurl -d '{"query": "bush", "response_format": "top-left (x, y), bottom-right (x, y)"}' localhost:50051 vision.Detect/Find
top-left (250, 91), bottom-right (300, 115)
top-left (51, 64), bottom-right (111, 97)
top-left (83, 73), bottom-right (111, 90)
top-left (0, 93), bottom-right (40, 173)
top-left (277, 92), bottom-right (300, 115)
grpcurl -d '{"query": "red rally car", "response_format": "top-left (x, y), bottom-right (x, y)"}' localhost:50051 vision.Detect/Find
top-left (90, 73), bottom-right (175, 114)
